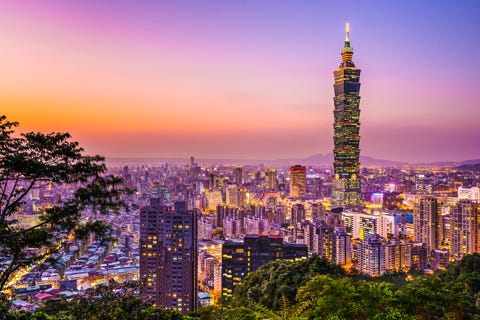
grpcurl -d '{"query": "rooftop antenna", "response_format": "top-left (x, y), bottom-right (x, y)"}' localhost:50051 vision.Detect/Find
top-left (345, 22), bottom-right (350, 42)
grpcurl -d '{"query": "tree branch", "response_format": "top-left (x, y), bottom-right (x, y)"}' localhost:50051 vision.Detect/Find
top-left (0, 220), bottom-right (48, 240)
top-left (1, 178), bottom-right (36, 220)
top-left (2, 174), bottom-right (21, 213)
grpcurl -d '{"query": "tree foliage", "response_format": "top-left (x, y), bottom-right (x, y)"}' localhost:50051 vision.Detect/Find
top-left (296, 275), bottom-right (409, 319)
top-left (231, 254), bottom-right (480, 320)
top-left (3, 255), bottom-right (480, 319)
top-left (0, 115), bottom-right (128, 290)
top-left (234, 255), bottom-right (346, 310)
top-left (189, 304), bottom-right (257, 320)
top-left (5, 281), bottom-right (181, 320)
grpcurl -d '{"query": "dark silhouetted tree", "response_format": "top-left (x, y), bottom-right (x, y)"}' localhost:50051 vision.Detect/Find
top-left (0, 115), bottom-right (127, 291)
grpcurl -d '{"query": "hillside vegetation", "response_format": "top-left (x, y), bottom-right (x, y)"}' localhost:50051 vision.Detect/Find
top-left (3, 254), bottom-right (480, 319)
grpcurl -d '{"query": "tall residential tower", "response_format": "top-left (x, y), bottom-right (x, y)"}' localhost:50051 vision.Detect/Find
top-left (140, 199), bottom-right (198, 314)
top-left (332, 23), bottom-right (362, 209)
top-left (414, 197), bottom-right (442, 254)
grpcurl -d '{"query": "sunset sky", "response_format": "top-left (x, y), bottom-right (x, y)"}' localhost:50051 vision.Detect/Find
top-left (1, 1), bottom-right (479, 162)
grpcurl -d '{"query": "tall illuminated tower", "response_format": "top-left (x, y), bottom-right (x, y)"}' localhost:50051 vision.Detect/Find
top-left (332, 23), bottom-right (362, 209)
top-left (140, 199), bottom-right (197, 314)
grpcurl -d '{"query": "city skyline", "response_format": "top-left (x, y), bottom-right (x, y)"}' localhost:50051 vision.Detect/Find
top-left (1, 1), bottom-right (479, 162)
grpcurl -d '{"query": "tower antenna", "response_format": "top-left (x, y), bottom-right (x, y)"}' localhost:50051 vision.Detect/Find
top-left (345, 22), bottom-right (350, 42)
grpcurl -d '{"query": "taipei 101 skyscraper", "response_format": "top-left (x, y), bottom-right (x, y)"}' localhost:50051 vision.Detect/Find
top-left (332, 23), bottom-right (362, 209)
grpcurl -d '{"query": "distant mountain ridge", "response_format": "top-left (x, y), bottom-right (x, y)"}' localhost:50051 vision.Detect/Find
top-left (457, 162), bottom-right (480, 171)
top-left (106, 154), bottom-right (480, 168)
top-left (459, 159), bottom-right (480, 165)
top-left (300, 153), bottom-right (403, 167)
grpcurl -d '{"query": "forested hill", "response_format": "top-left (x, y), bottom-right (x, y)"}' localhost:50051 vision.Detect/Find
top-left (192, 254), bottom-right (480, 320)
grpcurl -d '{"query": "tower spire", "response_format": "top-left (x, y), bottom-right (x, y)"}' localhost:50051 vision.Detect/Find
top-left (345, 22), bottom-right (350, 42)
top-left (341, 23), bottom-right (353, 65)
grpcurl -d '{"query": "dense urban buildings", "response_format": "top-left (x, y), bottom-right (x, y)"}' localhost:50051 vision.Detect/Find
top-left (331, 23), bottom-right (362, 210)
top-left (140, 199), bottom-right (198, 314)
top-left (5, 157), bottom-right (480, 308)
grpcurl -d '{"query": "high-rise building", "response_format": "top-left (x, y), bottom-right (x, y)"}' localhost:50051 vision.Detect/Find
top-left (385, 241), bottom-right (412, 272)
top-left (223, 215), bottom-right (242, 239)
top-left (342, 211), bottom-right (379, 240)
top-left (216, 204), bottom-right (226, 228)
top-left (311, 202), bottom-right (326, 220)
top-left (451, 199), bottom-right (480, 260)
top-left (238, 187), bottom-right (248, 208)
top-left (234, 166), bottom-right (243, 185)
top-left (304, 212), bottom-right (350, 266)
top-left (359, 234), bottom-right (386, 276)
top-left (458, 186), bottom-right (480, 201)
top-left (265, 169), bottom-right (277, 190)
top-left (332, 227), bottom-right (352, 266)
top-left (198, 216), bottom-right (213, 240)
top-left (289, 165), bottom-right (306, 198)
top-left (221, 235), bottom-right (307, 297)
top-left (140, 199), bottom-right (197, 314)
top-left (291, 203), bottom-right (306, 226)
top-left (431, 249), bottom-right (450, 270)
top-left (206, 190), bottom-right (223, 210)
top-left (332, 23), bottom-right (362, 209)
top-left (411, 243), bottom-right (428, 270)
top-left (226, 185), bottom-right (239, 207)
top-left (377, 211), bottom-right (407, 239)
top-left (414, 197), bottom-right (442, 253)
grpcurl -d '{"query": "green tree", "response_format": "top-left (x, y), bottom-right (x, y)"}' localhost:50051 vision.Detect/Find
top-left (396, 275), bottom-right (477, 320)
top-left (234, 255), bottom-right (346, 310)
top-left (0, 115), bottom-right (127, 290)
top-left (296, 275), bottom-right (411, 320)
top-left (6, 311), bottom-right (54, 320)
top-left (40, 281), bottom-right (184, 320)
top-left (443, 253), bottom-right (480, 295)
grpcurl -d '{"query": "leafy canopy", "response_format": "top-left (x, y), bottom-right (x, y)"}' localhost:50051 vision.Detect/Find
top-left (0, 115), bottom-right (127, 291)
top-left (234, 255), bottom-right (346, 310)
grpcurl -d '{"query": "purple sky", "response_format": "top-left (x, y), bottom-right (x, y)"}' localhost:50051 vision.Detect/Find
top-left (1, 1), bottom-right (479, 162)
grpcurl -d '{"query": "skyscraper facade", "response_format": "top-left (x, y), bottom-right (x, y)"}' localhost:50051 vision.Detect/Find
top-left (451, 199), bottom-right (480, 260)
top-left (234, 166), bottom-right (243, 185)
top-left (140, 199), bottom-right (198, 314)
top-left (291, 203), bottom-right (306, 226)
top-left (385, 241), bottom-right (413, 272)
top-left (289, 165), bottom-right (306, 198)
top-left (265, 169), bottom-right (277, 190)
top-left (359, 234), bottom-right (386, 276)
top-left (332, 23), bottom-right (362, 209)
top-left (414, 197), bottom-right (442, 254)
top-left (333, 227), bottom-right (352, 266)
top-left (226, 185), bottom-right (239, 207)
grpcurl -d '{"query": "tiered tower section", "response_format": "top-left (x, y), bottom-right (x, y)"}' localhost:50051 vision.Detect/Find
top-left (332, 23), bottom-right (362, 209)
